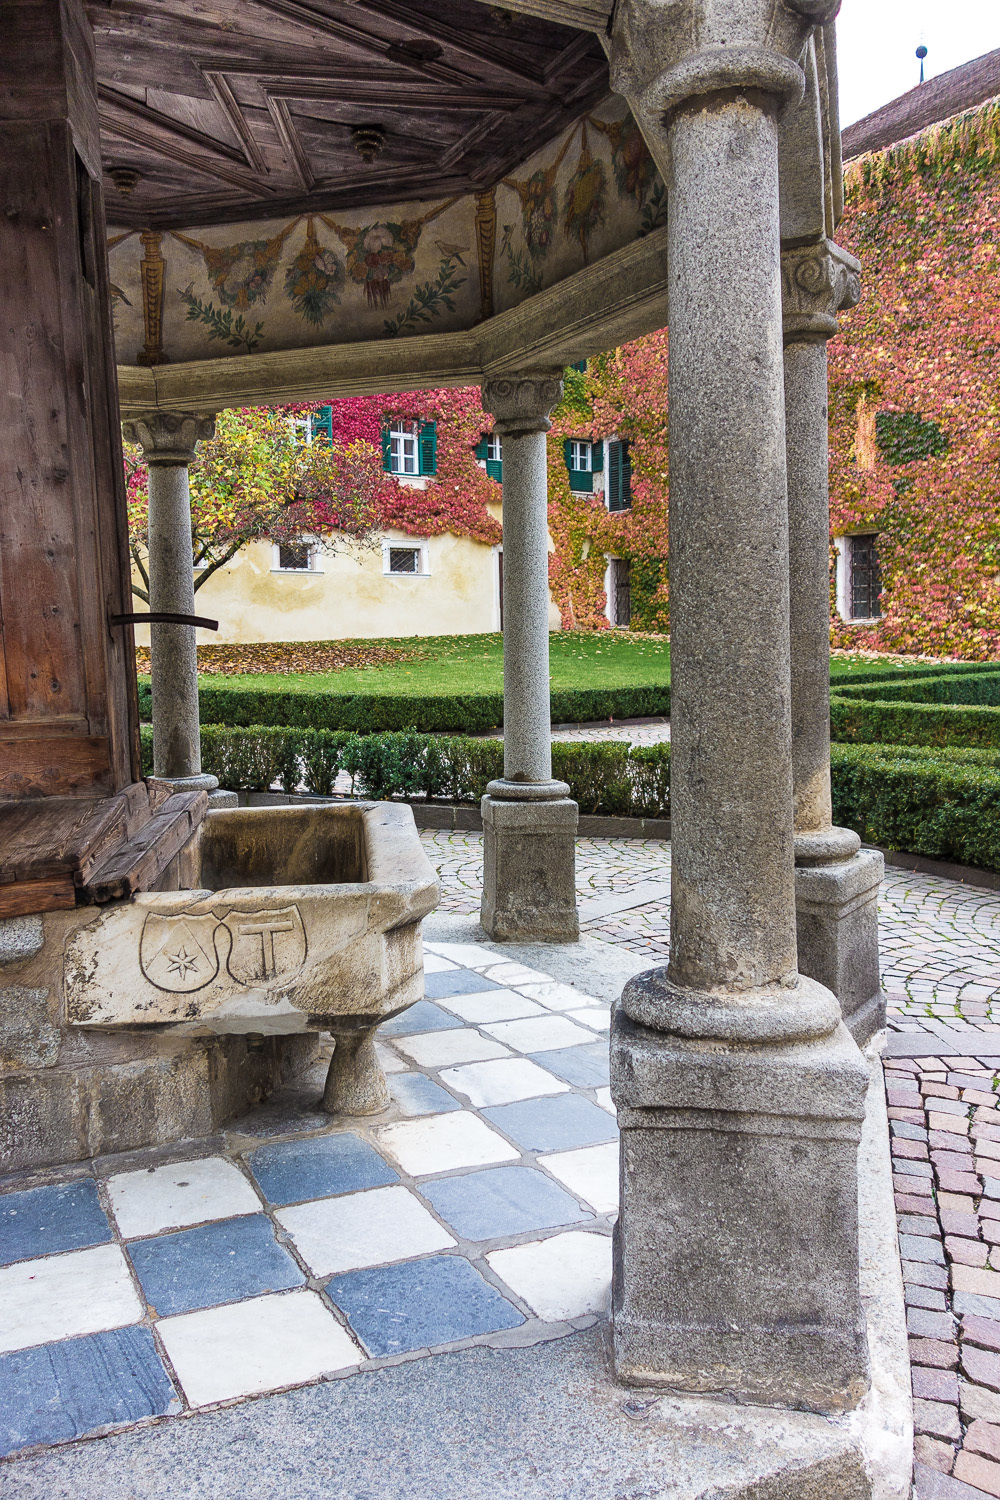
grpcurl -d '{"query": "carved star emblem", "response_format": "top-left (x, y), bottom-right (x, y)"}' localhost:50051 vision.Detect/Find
top-left (165, 947), bottom-right (200, 980)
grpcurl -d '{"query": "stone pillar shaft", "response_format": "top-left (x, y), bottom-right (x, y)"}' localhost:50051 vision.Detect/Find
top-left (666, 96), bottom-right (797, 997)
top-left (478, 371), bottom-right (579, 942)
top-left (782, 241), bottom-right (885, 1044)
top-left (122, 412), bottom-right (220, 794)
top-left (499, 427), bottom-right (553, 787)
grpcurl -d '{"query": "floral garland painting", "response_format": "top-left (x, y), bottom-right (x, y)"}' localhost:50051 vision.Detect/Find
top-left (284, 219), bottom-right (345, 325)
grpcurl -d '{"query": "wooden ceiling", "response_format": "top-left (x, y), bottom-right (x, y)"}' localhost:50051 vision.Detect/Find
top-left (88, 0), bottom-right (610, 228)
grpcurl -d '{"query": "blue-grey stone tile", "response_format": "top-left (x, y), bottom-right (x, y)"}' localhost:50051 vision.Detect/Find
top-left (379, 1002), bottom-right (460, 1037)
top-left (421, 1165), bottom-right (589, 1241)
top-left (128, 1214), bottom-right (304, 1316)
top-left (0, 1180), bottom-right (111, 1267)
top-left (326, 1254), bottom-right (522, 1356)
top-left (390, 1073), bottom-right (462, 1117)
top-left (248, 1132), bottom-right (397, 1206)
top-left (531, 1043), bottom-right (610, 1089)
top-left (423, 971), bottom-right (501, 1000)
top-left (483, 1095), bottom-right (617, 1153)
top-left (0, 1326), bottom-right (177, 1458)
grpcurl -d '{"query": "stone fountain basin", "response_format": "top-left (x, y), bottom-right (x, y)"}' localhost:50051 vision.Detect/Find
top-left (64, 802), bottom-right (438, 1112)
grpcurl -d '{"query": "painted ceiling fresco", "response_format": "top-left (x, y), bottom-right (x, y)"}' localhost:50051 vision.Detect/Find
top-left (108, 100), bottom-right (665, 366)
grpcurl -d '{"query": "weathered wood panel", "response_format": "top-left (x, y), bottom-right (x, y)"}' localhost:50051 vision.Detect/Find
top-left (0, 877), bottom-right (77, 917)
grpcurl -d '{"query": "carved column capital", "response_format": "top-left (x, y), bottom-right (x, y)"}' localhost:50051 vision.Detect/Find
top-left (781, 240), bottom-right (861, 345)
top-left (121, 411), bottom-right (216, 466)
top-left (481, 369), bottom-right (563, 437)
top-left (609, 0), bottom-right (831, 129)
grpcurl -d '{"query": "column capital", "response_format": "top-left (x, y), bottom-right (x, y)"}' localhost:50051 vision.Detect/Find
top-left (481, 369), bottom-right (563, 437)
top-left (781, 239), bottom-right (861, 345)
top-left (121, 410), bottom-right (216, 466)
top-left (610, 0), bottom-right (838, 127)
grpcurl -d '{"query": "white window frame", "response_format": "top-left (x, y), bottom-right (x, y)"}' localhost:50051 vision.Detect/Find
top-left (486, 434), bottom-right (502, 464)
top-left (271, 539), bottom-right (321, 573)
top-left (290, 412), bottom-right (317, 446)
top-left (382, 539), bottom-right (430, 577)
top-left (833, 532), bottom-right (882, 622)
top-left (568, 438), bottom-right (592, 473)
top-left (389, 421), bottom-right (420, 476)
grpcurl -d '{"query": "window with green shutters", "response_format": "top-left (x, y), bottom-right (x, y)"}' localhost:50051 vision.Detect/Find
top-left (564, 438), bottom-right (602, 493)
top-left (607, 440), bottom-right (632, 511)
top-left (382, 421), bottom-right (437, 476)
top-left (474, 433), bottom-right (502, 481)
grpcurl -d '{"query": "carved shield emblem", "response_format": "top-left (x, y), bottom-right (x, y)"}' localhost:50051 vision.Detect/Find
top-left (139, 914), bottom-right (221, 993)
top-left (221, 906), bottom-right (307, 988)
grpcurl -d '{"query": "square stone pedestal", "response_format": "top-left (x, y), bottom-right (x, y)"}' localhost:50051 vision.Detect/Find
top-left (610, 1005), bottom-right (871, 1412)
top-left (796, 849), bottom-right (885, 1045)
top-left (480, 795), bottom-right (579, 941)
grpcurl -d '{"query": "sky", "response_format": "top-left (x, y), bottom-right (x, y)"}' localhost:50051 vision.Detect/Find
top-left (836, 0), bottom-right (1000, 126)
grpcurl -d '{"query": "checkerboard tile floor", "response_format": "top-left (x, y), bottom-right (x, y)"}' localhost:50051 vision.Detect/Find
top-left (0, 940), bottom-right (615, 1461)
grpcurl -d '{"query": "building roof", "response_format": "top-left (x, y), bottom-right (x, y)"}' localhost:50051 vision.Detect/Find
top-left (843, 47), bottom-right (1000, 161)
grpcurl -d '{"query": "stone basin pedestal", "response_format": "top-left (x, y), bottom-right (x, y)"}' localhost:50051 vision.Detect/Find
top-left (64, 802), bottom-right (439, 1116)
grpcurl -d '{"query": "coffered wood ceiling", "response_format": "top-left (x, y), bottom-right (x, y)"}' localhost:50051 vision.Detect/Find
top-left (89, 0), bottom-right (610, 228)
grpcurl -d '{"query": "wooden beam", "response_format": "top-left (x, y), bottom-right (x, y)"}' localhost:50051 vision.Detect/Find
top-left (263, 79), bottom-right (528, 109)
top-left (98, 101), bottom-right (282, 197)
top-left (202, 70), bottom-right (269, 173)
top-left (97, 84), bottom-right (249, 164)
top-left (0, 878), bottom-right (76, 917)
top-left (266, 95), bottom-right (314, 192)
top-left (358, 0), bottom-right (554, 88)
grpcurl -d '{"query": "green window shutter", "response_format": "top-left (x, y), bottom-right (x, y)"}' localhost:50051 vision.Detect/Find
top-left (570, 360), bottom-right (587, 373)
top-left (568, 468), bottom-right (594, 493)
top-left (563, 438), bottom-right (574, 473)
top-left (315, 405), bottom-right (333, 445)
top-left (419, 420), bottom-right (437, 476)
top-left (590, 440), bottom-right (604, 474)
top-left (486, 458), bottom-right (503, 482)
top-left (380, 427), bottom-right (393, 472)
top-left (620, 440), bottom-right (632, 506)
top-left (608, 442), bottom-right (621, 510)
top-left (474, 435), bottom-right (488, 461)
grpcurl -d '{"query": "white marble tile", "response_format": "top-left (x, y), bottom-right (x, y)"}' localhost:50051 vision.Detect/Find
top-left (277, 1185), bottom-right (454, 1276)
top-left (566, 1008), bottom-right (612, 1031)
top-left (376, 1041), bottom-right (409, 1074)
top-left (439, 1058), bottom-right (570, 1108)
top-left (513, 982), bottom-right (602, 1012)
top-left (540, 1143), bottom-right (619, 1214)
top-left (376, 1112), bottom-right (519, 1176)
top-left (481, 962), bottom-right (553, 986)
top-left (394, 1029), bottom-right (511, 1068)
top-left (422, 953), bottom-right (458, 973)
top-left (436, 990), bottom-right (546, 1025)
top-left (107, 1156), bottom-right (261, 1239)
top-left (480, 1015), bottom-right (596, 1054)
top-left (158, 1289), bottom-right (362, 1407)
top-left (594, 1087), bottom-right (616, 1115)
top-left (0, 1244), bottom-right (143, 1353)
top-left (423, 941), bottom-right (500, 970)
top-left (487, 1231), bottom-right (612, 1320)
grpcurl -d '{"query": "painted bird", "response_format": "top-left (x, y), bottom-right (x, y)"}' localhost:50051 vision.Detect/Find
top-left (435, 240), bottom-right (469, 265)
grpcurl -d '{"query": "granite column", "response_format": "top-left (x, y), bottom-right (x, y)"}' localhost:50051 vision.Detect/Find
top-left (783, 241), bottom-right (885, 1044)
top-left (608, 0), bottom-right (869, 1412)
top-left (479, 372), bottom-right (579, 941)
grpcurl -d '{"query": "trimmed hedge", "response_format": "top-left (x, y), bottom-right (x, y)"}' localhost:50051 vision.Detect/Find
top-left (831, 742), bottom-right (1000, 873)
top-left (830, 694), bottom-right (1000, 750)
top-left (140, 725), bottom-right (1000, 872)
top-left (828, 660), bottom-right (1000, 688)
top-left (833, 671), bottom-right (1000, 705)
top-left (137, 681), bottom-right (671, 735)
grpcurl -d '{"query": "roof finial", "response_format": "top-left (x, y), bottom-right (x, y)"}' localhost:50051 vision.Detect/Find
top-left (916, 45), bottom-right (928, 85)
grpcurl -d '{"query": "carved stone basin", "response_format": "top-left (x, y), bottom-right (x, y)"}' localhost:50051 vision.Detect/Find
top-left (64, 802), bottom-right (438, 1114)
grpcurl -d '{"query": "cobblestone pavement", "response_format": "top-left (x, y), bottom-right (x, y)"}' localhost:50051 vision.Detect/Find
top-left (421, 828), bottom-right (1000, 1500)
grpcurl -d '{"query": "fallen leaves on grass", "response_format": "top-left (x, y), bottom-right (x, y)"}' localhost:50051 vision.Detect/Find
top-left (134, 639), bottom-right (430, 676)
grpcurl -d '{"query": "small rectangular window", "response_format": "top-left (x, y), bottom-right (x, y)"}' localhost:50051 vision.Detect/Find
top-left (388, 547), bottom-right (420, 574)
top-left (389, 423), bottom-right (419, 475)
top-left (486, 435), bottom-right (502, 464)
top-left (568, 439), bottom-right (592, 473)
top-left (277, 541), bottom-right (312, 571)
top-left (849, 534), bottom-right (882, 619)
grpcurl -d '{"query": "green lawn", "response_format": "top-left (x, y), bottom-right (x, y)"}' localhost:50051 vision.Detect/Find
top-left (192, 632), bottom-right (672, 697)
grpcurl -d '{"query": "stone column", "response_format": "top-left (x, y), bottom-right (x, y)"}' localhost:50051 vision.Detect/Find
top-left (607, 0), bottom-right (870, 1412)
top-left (121, 412), bottom-right (231, 802)
top-left (783, 241), bottom-right (886, 1045)
top-left (479, 372), bottom-right (579, 941)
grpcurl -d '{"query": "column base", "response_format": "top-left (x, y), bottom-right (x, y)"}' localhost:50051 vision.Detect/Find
top-left (480, 791), bottom-right (579, 942)
top-left (610, 1003), bottom-right (870, 1412)
top-left (795, 846), bottom-right (885, 1046)
top-left (149, 773), bottom-right (236, 809)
